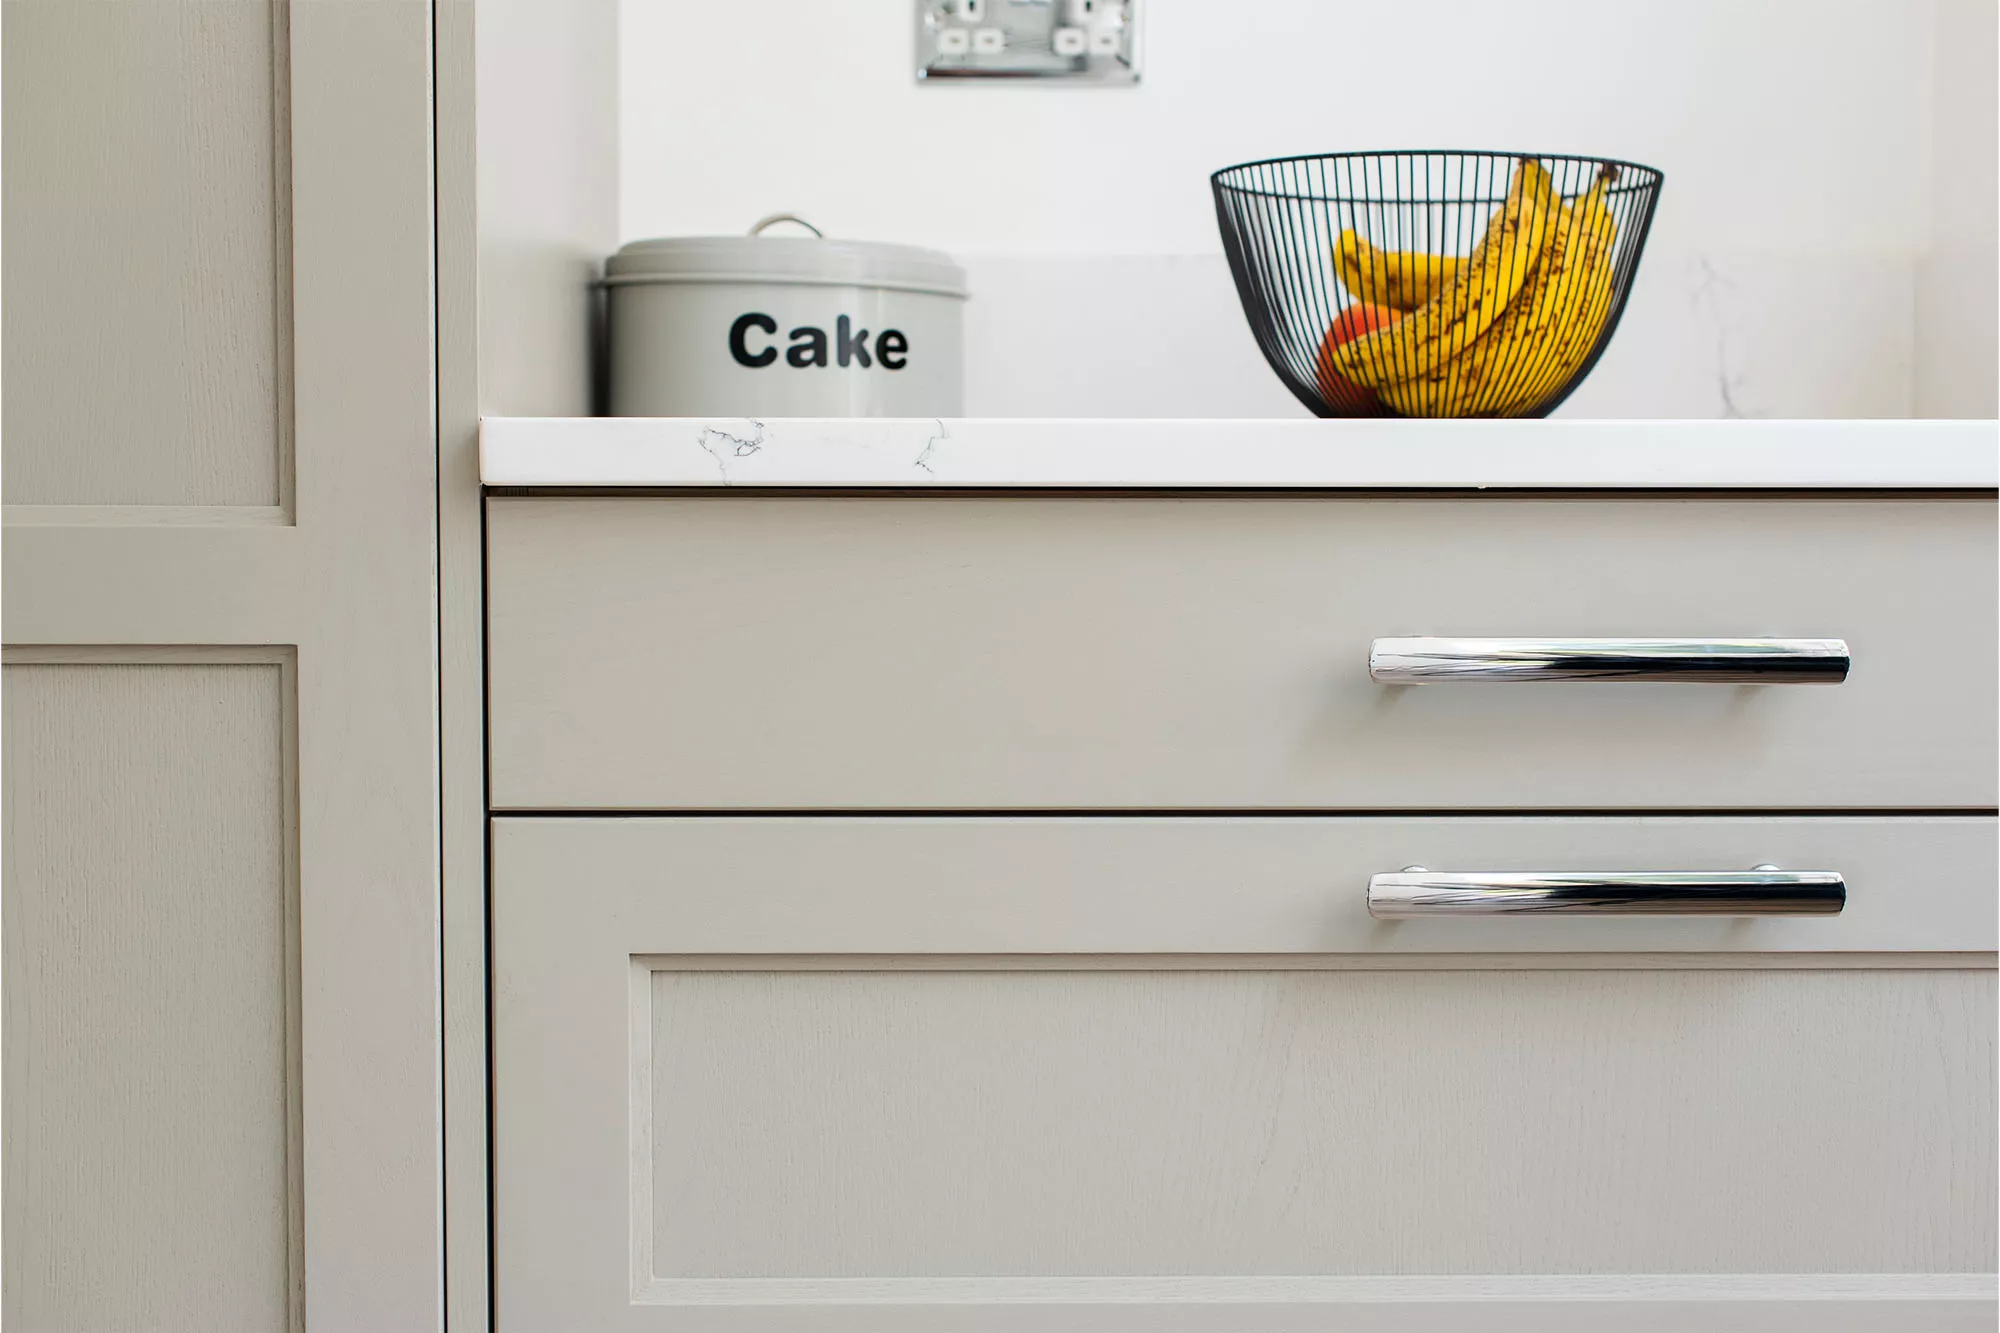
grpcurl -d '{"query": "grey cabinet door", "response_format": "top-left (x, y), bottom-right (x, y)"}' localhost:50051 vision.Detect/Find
top-left (4, 5), bottom-right (439, 1330)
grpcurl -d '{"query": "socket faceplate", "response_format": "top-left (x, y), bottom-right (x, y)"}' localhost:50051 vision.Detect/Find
top-left (917, 0), bottom-right (1139, 83)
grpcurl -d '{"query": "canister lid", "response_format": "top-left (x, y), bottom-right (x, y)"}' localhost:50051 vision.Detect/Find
top-left (604, 232), bottom-right (967, 299)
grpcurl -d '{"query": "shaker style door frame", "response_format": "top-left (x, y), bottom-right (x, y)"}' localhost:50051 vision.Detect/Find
top-left (4, 2), bottom-right (443, 1328)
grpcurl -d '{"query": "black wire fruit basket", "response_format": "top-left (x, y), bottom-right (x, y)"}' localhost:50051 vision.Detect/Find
top-left (1212, 151), bottom-right (1663, 418)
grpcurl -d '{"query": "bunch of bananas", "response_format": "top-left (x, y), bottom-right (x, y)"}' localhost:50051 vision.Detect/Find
top-left (1327, 159), bottom-right (1621, 417)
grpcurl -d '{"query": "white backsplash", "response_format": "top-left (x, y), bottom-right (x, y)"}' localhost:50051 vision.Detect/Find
top-left (1572, 250), bottom-right (1916, 420)
top-left (960, 249), bottom-right (1919, 419)
top-left (622, 0), bottom-right (1994, 419)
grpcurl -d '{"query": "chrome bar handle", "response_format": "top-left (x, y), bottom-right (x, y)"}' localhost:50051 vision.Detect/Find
top-left (1368, 866), bottom-right (1846, 918)
top-left (1368, 638), bottom-right (1849, 684)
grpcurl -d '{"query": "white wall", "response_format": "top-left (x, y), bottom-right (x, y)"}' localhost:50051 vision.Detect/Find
top-left (620, 0), bottom-right (1994, 418)
top-left (480, 0), bottom-right (620, 416)
top-left (1915, 0), bottom-right (1999, 418)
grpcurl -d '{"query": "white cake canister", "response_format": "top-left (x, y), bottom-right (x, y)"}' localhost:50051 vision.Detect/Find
top-left (605, 215), bottom-right (967, 418)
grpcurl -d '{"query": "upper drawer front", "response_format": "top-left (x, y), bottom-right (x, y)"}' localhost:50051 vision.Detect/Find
top-left (487, 494), bottom-right (1996, 810)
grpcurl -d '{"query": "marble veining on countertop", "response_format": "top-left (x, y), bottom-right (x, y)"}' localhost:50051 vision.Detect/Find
top-left (481, 417), bottom-right (1999, 490)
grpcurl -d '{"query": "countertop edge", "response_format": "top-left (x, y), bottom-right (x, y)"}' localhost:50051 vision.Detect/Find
top-left (480, 417), bottom-right (2000, 490)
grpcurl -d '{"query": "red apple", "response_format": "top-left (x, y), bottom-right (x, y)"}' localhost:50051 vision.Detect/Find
top-left (1314, 303), bottom-right (1403, 413)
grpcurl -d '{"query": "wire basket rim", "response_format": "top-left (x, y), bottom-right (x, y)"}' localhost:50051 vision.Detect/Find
top-left (1212, 181), bottom-right (1661, 207)
top-left (1210, 148), bottom-right (1666, 191)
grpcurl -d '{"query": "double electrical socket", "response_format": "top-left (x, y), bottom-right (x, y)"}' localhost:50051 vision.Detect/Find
top-left (918, 0), bottom-right (1139, 83)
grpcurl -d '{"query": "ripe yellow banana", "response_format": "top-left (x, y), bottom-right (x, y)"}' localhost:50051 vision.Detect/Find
top-left (1381, 164), bottom-right (1620, 417)
top-left (1335, 232), bottom-right (1462, 312)
top-left (1490, 169), bottom-right (1619, 416)
top-left (1331, 159), bottom-right (1559, 389)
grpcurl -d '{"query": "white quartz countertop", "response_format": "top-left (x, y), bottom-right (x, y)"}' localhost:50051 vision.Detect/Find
top-left (481, 417), bottom-right (1998, 490)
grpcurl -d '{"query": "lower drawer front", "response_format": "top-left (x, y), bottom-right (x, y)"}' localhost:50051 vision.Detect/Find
top-left (492, 817), bottom-right (1997, 1331)
top-left (485, 494), bottom-right (1997, 810)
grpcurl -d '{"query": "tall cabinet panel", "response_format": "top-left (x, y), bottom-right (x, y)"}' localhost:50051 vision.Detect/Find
top-left (2, 3), bottom-right (441, 1329)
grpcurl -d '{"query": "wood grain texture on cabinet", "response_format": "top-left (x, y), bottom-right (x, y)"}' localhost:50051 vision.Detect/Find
top-left (3, 658), bottom-right (300, 1333)
top-left (628, 968), bottom-right (1994, 1280)
top-left (2, 0), bottom-right (292, 509)
top-left (2, 2), bottom-right (446, 1326)
top-left (491, 816), bottom-right (1997, 1329)
top-left (485, 494), bottom-right (1998, 811)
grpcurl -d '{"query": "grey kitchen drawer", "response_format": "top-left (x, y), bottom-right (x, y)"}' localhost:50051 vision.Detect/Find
top-left (485, 493), bottom-right (1996, 810)
top-left (490, 814), bottom-right (1995, 1330)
